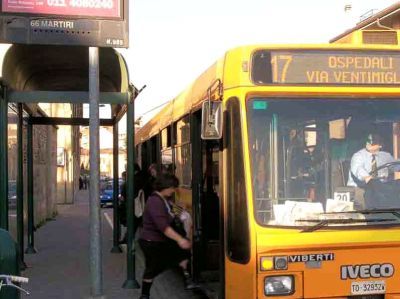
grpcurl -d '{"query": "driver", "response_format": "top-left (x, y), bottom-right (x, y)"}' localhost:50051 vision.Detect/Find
top-left (347, 134), bottom-right (395, 187)
top-left (348, 133), bottom-right (400, 209)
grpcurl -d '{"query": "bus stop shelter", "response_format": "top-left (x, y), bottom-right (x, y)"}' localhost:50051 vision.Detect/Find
top-left (0, 44), bottom-right (139, 294)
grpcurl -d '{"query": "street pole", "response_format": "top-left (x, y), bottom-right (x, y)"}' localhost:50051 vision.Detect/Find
top-left (17, 103), bottom-right (26, 268)
top-left (25, 121), bottom-right (37, 254)
top-left (122, 94), bottom-right (140, 289)
top-left (0, 84), bottom-right (8, 230)
top-left (111, 122), bottom-right (122, 253)
top-left (88, 46), bottom-right (104, 298)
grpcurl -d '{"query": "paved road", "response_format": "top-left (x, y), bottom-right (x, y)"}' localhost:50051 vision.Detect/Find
top-left (22, 190), bottom-right (207, 299)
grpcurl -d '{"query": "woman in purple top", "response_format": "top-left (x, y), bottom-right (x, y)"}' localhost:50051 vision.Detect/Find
top-left (139, 173), bottom-right (195, 299)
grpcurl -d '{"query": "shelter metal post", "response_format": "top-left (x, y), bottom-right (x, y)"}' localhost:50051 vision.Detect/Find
top-left (111, 122), bottom-right (122, 253)
top-left (122, 97), bottom-right (140, 289)
top-left (25, 121), bottom-right (37, 254)
top-left (0, 85), bottom-right (8, 230)
top-left (88, 47), bottom-right (104, 298)
top-left (25, 123), bottom-right (37, 254)
top-left (17, 103), bottom-right (26, 268)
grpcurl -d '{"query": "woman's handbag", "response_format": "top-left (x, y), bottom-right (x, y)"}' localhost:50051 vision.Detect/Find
top-left (134, 189), bottom-right (145, 217)
top-left (171, 216), bottom-right (187, 238)
top-left (157, 192), bottom-right (188, 238)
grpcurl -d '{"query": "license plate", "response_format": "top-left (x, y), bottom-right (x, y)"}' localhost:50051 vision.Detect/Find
top-left (351, 280), bottom-right (386, 295)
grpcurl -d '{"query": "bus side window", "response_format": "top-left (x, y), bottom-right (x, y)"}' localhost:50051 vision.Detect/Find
top-left (225, 97), bottom-right (250, 264)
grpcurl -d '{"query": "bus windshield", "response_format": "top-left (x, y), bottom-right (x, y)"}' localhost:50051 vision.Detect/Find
top-left (247, 98), bottom-right (400, 228)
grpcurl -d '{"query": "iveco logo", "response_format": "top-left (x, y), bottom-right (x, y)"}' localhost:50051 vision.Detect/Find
top-left (341, 263), bottom-right (394, 280)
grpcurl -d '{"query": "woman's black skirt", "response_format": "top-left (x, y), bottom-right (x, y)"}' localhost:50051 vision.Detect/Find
top-left (139, 239), bottom-right (191, 279)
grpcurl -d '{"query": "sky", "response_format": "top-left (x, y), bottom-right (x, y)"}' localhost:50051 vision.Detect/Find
top-left (118, 0), bottom-right (398, 126)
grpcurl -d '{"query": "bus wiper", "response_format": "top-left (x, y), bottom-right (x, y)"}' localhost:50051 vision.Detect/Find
top-left (324, 208), bottom-right (400, 220)
top-left (299, 218), bottom-right (394, 233)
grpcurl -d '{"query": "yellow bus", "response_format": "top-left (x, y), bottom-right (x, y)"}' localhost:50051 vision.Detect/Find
top-left (135, 42), bottom-right (400, 298)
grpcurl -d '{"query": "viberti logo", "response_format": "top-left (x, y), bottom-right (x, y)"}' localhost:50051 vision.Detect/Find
top-left (289, 253), bottom-right (334, 263)
top-left (341, 263), bottom-right (394, 280)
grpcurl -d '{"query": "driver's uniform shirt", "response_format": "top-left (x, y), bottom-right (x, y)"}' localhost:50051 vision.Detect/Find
top-left (347, 148), bottom-right (397, 187)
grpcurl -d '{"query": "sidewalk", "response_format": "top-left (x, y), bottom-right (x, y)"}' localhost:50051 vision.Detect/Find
top-left (22, 190), bottom-right (207, 299)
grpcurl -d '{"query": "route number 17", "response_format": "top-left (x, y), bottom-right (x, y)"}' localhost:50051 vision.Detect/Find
top-left (271, 55), bottom-right (293, 83)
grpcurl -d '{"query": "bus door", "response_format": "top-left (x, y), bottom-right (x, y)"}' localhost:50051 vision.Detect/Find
top-left (191, 110), bottom-right (222, 297)
top-left (201, 140), bottom-right (221, 270)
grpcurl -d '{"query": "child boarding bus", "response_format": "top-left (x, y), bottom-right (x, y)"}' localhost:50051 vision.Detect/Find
top-left (135, 43), bottom-right (400, 298)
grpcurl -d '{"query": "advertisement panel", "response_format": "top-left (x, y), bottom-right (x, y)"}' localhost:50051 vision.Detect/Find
top-left (2, 0), bottom-right (121, 18)
top-left (0, 0), bottom-right (128, 47)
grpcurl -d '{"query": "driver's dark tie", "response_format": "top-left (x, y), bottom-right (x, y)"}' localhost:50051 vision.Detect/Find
top-left (371, 154), bottom-right (378, 178)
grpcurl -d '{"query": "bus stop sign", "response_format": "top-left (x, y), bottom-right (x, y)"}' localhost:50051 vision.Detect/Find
top-left (0, 0), bottom-right (128, 47)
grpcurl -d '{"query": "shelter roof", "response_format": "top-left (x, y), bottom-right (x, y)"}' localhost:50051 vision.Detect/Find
top-left (1, 45), bottom-right (131, 121)
top-left (2, 45), bottom-right (130, 92)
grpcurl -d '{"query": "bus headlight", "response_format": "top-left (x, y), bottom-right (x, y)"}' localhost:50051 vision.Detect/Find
top-left (265, 276), bottom-right (294, 296)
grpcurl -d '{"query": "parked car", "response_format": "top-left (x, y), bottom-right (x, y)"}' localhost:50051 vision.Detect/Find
top-left (100, 183), bottom-right (114, 208)
top-left (99, 178), bottom-right (125, 208)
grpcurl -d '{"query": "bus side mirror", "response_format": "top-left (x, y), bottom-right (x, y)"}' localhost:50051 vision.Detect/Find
top-left (201, 101), bottom-right (223, 140)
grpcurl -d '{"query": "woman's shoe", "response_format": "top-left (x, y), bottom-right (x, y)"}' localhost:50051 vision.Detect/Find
top-left (139, 295), bottom-right (150, 299)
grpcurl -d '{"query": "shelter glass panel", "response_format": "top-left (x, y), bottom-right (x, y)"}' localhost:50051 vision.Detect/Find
top-left (7, 105), bottom-right (18, 240)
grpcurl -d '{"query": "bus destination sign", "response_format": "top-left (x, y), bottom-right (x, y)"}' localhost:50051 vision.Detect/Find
top-left (252, 50), bottom-right (400, 85)
top-left (2, 0), bottom-right (121, 18)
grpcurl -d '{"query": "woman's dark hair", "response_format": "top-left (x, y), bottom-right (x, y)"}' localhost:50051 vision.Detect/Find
top-left (153, 173), bottom-right (179, 191)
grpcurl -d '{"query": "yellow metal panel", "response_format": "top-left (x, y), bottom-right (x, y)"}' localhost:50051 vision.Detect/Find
top-left (256, 245), bottom-right (400, 297)
top-left (222, 90), bottom-right (259, 298)
top-left (159, 102), bottom-right (173, 129)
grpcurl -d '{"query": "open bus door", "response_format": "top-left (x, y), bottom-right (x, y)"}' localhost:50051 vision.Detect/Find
top-left (191, 110), bottom-right (223, 298)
